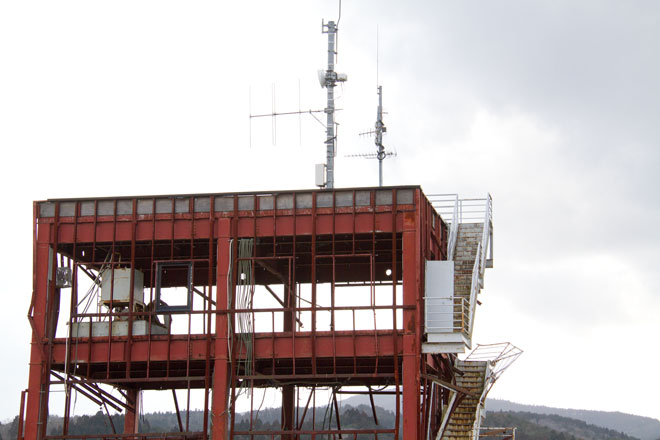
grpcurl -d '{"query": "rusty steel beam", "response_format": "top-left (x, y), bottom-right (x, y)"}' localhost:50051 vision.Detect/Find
top-left (50, 330), bottom-right (405, 365)
top-left (49, 372), bottom-right (106, 409)
top-left (123, 389), bottom-right (139, 435)
top-left (368, 386), bottom-right (380, 426)
top-left (211, 222), bottom-right (232, 440)
top-left (332, 389), bottom-right (343, 439)
top-left (295, 386), bottom-right (315, 431)
top-left (25, 188), bottom-right (461, 440)
top-left (422, 373), bottom-right (482, 399)
top-left (17, 389), bottom-right (26, 440)
top-left (172, 390), bottom-right (184, 433)
top-left (192, 286), bottom-right (216, 306)
top-left (47, 211), bottom-right (409, 244)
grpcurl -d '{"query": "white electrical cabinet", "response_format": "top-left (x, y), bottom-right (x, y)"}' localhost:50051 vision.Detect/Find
top-left (101, 268), bottom-right (144, 306)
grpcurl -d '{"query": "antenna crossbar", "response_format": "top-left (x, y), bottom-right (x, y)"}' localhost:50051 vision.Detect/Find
top-left (351, 85), bottom-right (395, 186)
top-left (247, 18), bottom-right (347, 189)
top-left (249, 109), bottom-right (326, 119)
top-left (345, 151), bottom-right (396, 159)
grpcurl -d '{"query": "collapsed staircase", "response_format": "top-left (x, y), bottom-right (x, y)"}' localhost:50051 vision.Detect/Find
top-left (442, 360), bottom-right (489, 440)
top-left (424, 195), bottom-right (519, 440)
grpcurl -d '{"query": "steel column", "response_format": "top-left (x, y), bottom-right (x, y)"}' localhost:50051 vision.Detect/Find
top-left (211, 220), bottom-right (232, 440)
top-left (24, 227), bottom-right (54, 440)
top-left (123, 388), bottom-right (139, 434)
top-left (402, 197), bottom-right (422, 439)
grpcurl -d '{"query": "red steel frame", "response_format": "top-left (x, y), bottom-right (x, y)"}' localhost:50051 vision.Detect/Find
top-left (22, 186), bottom-right (459, 440)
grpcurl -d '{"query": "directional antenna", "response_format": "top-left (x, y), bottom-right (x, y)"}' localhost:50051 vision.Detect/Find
top-left (349, 86), bottom-right (396, 187)
top-left (248, 19), bottom-right (347, 190)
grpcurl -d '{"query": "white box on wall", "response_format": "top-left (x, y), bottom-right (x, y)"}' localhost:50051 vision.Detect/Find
top-left (101, 268), bottom-right (144, 306)
top-left (424, 260), bottom-right (454, 334)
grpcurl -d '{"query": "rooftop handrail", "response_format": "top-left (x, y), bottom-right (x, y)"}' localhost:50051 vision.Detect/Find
top-left (427, 194), bottom-right (491, 224)
top-left (427, 194), bottom-right (492, 263)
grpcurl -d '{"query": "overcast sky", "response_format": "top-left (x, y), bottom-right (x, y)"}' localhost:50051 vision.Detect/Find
top-left (1, 0), bottom-right (659, 423)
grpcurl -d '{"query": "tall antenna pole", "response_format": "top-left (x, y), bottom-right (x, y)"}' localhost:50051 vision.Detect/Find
top-left (325, 21), bottom-right (337, 189)
top-left (321, 20), bottom-right (346, 189)
top-left (250, 20), bottom-right (346, 189)
top-left (375, 85), bottom-right (386, 186)
top-left (349, 85), bottom-right (394, 186)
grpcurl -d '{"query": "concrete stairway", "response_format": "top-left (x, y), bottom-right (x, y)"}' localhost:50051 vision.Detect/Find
top-left (423, 222), bottom-right (487, 354)
top-left (442, 360), bottom-right (489, 440)
top-left (453, 223), bottom-right (485, 339)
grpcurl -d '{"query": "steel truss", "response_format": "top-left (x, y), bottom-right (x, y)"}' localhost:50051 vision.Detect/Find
top-left (22, 186), bottom-right (470, 440)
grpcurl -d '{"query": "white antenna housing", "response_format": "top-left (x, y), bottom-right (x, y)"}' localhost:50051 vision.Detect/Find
top-left (315, 164), bottom-right (326, 188)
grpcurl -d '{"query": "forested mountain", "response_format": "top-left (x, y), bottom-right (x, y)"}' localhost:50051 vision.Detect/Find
top-left (0, 406), bottom-right (399, 440)
top-left (487, 399), bottom-right (660, 440)
top-left (483, 411), bottom-right (642, 440)
top-left (3, 406), bottom-right (643, 440)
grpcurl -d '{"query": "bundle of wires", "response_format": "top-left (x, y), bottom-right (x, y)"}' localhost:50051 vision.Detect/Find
top-left (233, 239), bottom-right (255, 398)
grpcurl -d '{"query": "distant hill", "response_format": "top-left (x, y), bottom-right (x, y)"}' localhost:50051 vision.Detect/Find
top-left (484, 411), bottom-right (641, 440)
top-left (4, 398), bottom-right (658, 440)
top-left (487, 399), bottom-right (660, 440)
top-left (341, 393), bottom-right (398, 412)
top-left (5, 406), bottom-right (400, 440)
top-left (341, 395), bottom-right (660, 440)
top-left (1, 407), bottom-right (598, 440)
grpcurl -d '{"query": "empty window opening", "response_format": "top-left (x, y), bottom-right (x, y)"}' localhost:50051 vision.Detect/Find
top-left (156, 262), bottom-right (193, 313)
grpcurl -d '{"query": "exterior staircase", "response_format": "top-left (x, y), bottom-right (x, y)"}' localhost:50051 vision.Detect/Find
top-left (453, 223), bottom-right (486, 341)
top-left (441, 360), bottom-right (489, 440)
top-left (423, 220), bottom-right (491, 353)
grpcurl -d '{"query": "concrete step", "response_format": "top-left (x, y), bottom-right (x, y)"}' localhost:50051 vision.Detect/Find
top-left (440, 361), bottom-right (487, 439)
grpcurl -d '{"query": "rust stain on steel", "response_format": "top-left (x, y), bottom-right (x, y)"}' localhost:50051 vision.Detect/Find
top-left (22, 187), bottom-right (462, 440)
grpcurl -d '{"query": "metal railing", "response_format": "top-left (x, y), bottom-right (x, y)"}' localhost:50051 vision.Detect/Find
top-left (424, 297), bottom-right (470, 334)
top-left (428, 194), bottom-right (460, 260)
top-left (479, 426), bottom-right (516, 439)
top-left (465, 342), bottom-right (523, 391)
top-left (465, 343), bottom-right (523, 440)
top-left (427, 194), bottom-right (492, 224)
top-left (424, 194), bottom-right (493, 344)
top-left (467, 194), bottom-right (492, 340)
top-left (45, 433), bottom-right (205, 440)
top-left (478, 194), bottom-right (493, 279)
top-left (427, 194), bottom-right (492, 263)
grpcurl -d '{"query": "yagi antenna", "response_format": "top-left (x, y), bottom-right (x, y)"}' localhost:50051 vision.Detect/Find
top-left (248, 19), bottom-right (347, 190)
top-left (347, 26), bottom-right (396, 187)
top-left (249, 83), bottom-right (328, 147)
top-left (350, 85), bottom-right (396, 186)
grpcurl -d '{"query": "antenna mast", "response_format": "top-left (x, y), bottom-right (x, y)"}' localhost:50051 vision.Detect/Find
top-left (349, 85), bottom-right (394, 186)
top-left (375, 85), bottom-right (386, 186)
top-left (346, 26), bottom-right (395, 187)
top-left (249, 19), bottom-right (346, 189)
top-left (320, 20), bottom-right (347, 189)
